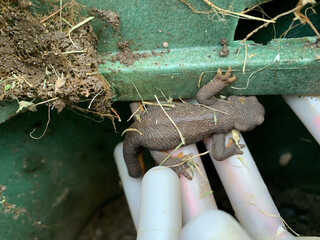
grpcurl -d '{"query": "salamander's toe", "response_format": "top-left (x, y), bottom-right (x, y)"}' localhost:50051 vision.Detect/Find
top-left (173, 164), bottom-right (192, 180)
top-left (182, 169), bottom-right (192, 180)
top-left (227, 75), bottom-right (236, 83)
top-left (216, 68), bottom-right (222, 76)
top-left (226, 66), bottom-right (232, 76)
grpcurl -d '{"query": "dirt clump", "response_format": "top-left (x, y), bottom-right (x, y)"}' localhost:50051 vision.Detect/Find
top-left (0, 185), bottom-right (27, 219)
top-left (111, 41), bottom-right (147, 66)
top-left (0, 1), bottom-right (117, 119)
top-left (89, 8), bottom-right (120, 32)
top-left (87, 7), bottom-right (167, 66)
top-left (111, 41), bottom-right (168, 66)
top-left (219, 38), bottom-right (229, 57)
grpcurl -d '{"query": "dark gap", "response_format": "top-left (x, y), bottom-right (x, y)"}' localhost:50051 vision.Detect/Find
top-left (234, 0), bottom-right (319, 44)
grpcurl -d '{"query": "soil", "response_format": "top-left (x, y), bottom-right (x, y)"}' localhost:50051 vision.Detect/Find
top-left (111, 41), bottom-right (167, 66)
top-left (111, 41), bottom-right (146, 66)
top-left (270, 188), bottom-right (320, 236)
top-left (78, 196), bottom-right (136, 240)
top-left (0, 1), bottom-right (115, 119)
top-left (219, 38), bottom-right (229, 57)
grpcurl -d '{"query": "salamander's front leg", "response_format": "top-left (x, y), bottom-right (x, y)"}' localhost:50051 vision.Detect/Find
top-left (150, 150), bottom-right (193, 180)
top-left (196, 67), bottom-right (236, 105)
top-left (211, 133), bottom-right (244, 161)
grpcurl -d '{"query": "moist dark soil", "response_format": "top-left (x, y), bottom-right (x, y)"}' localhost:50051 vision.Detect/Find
top-left (271, 188), bottom-right (320, 236)
top-left (0, 1), bottom-right (116, 119)
top-left (78, 196), bottom-right (136, 240)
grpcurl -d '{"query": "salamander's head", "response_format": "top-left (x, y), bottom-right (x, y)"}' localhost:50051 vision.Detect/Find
top-left (229, 96), bottom-right (265, 132)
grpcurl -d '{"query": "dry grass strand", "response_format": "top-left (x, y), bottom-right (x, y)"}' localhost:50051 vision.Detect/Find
top-left (231, 66), bottom-right (269, 90)
top-left (154, 95), bottom-right (186, 145)
top-left (198, 72), bottom-right (204, 88)
top-left (180, 0), bottom-right (275, 23)
top-left (121, 128), bottom-right (143, 136)
top-left (29, 104), bottom-right (51, 140)
top-left (250, 203), bottom-right (300, 237)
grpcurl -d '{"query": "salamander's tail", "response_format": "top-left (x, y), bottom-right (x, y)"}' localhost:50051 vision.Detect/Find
top-left (123, 132), bottom-right (145, 178)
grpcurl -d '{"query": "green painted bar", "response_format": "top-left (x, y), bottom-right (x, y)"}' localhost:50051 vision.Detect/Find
top-left (100, 37), bottom-right (320, 101)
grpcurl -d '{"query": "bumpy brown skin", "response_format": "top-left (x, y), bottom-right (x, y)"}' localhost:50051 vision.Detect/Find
top-left (123, 67), bottom-right (265, 179)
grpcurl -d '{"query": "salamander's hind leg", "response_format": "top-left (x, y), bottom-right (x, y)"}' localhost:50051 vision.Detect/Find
top-left (123, 133), bottom-right (145, 178)
top-left (211, 133), bottom-right (245, 161)
top-left (150, 150), bottom-right (193, 180)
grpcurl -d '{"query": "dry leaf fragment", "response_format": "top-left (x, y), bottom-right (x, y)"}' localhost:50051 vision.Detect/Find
top-left (16, 101), bottom-right (34, 113)
top-left (232, 129), bottom-right (241, 149)
top-left (54, 73), bottom-right (66, 93)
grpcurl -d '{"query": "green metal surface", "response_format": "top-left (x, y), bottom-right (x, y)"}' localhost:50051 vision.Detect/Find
top-left (100, 37), bottom-right (320, 101)
top-left (0, 104), bottom-right (129, 240)
top-left (0, 101), bottom-right (19, 124)
top-left (81, 0), bottom-right (264, 52)
top-left (74, 0), bottom-right (320, 101)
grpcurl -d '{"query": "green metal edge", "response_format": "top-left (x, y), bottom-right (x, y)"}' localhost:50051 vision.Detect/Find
top-left (99, 37), bottom-right (320, 101)
top-left (0, 101), bottom-right (19, 124)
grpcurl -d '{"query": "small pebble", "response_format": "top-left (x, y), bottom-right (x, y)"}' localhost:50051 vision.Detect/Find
top-left (162, 42), bottom-right (169, 48)
top-left (279, 152), bottom-right (292, 166)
